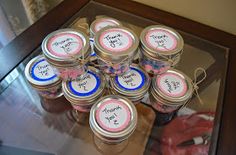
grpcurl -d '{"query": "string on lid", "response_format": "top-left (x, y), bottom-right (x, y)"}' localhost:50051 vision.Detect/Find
top-left (179, 67), bottom-right (207, 109)
top-left (105, 75), bottom-right (112, 95)
top-left (90, 56), bottom-right (130, 69)
top-left (192, 67), bottom-right (207, 105)
top-left (155, 51), bottom-right (182, 67)
top-left (64, 45), bottom-right (90, 66)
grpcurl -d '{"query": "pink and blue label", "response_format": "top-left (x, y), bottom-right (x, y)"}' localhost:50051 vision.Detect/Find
top-left (69, 71), bottom-right (101, 97)
top-left (31, 59), bottom-right (57, 82)
top-left (115, 67), bottom-right (145, 91)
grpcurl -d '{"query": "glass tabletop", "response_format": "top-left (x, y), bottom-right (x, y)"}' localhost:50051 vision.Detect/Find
top-left (0, 2), bottom-right (228, 155)
top-left (0, 0), bottom-right (63, 50)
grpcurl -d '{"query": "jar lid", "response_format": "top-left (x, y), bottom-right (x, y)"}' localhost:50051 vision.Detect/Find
top-left (24, 55), bottom-right (61, 88)
top-left (110, 65), bottom-right (150, 97)
top-left (152, 69), bottom-right (193, 103)
top-left (90, 17), bottom-right (122, 36)
top-left (94, 27), bottom-right (139, 63)
top-left (140, 25), bottom-right (184, 57)
top-left (42, 28), bottom-right (90, 67)
top-left (62, 66), bottom-right (105, 104)
top-left (89, 95), bottom-right (137, 141)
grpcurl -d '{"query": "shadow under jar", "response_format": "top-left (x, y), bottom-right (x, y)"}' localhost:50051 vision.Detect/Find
top-left (42, 28), bottom-right (90, 81)
top-left (89, 95), bottom-right (137, 154)
top-left (24, 55), bottom-right (62, 99)
top-left (109, 64), bottom-right (151, 104)
top-left (139, 25), bottom-right (184, 75)
top-left (62, 66), bottom-right (106, 115)
top-left (94, 26), bottom-right (139, 76)
top-left (150, 69), bottom-right (193, 125)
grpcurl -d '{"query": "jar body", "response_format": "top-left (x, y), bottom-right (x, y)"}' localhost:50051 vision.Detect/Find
top-left (149, 92), bottom-right (181, 113)
top-left (51, 64), bottom-right (88, 81)
top-left (67, 91), bottom-right (105, 113)
top-left (149, 91), bottom-right (181, 125)
top-left (97, 58), bottom-right (131, 76)
top-left (71, 103), bottom-right (92, 112)
top-left (110, 89), bottom-right (144, 105)
top-left (139, 51), bottom-right (171, 75)
top-left (93, 134), bottom-right (128, 154)
top-left (35, 84), bottom-right (63, 99)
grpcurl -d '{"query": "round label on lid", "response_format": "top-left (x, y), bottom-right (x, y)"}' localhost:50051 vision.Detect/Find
top-left (99, 29), bottom-right (133, 52)
top-left (47, 33), bottom-right (83, 57)
top-left (69, 71), bottom-right (100, 96)
top-left (94, 20), bottom-right (118, 32)
top-left (31, 59), bottom-right (57, 81)
top-left (145, 29), bottom-right (177, 51)
top-left (96, 99), bottom-right (131, 132)
top-left (157, 72), bottom-right (187, 97)
top-left (115, 67), bottom-right (145, 91)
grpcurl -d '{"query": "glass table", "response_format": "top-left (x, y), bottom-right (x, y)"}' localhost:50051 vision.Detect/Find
top-left (0, 1), bottom-right (235, 155)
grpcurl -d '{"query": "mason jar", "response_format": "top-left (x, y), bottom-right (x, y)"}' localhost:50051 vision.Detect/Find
top-left (94, 26), bottom-right (139, 76)
top-left (24, 55), bottom-right (62, 99)
top-left (139, 25), bottom-right (184, 75)
top-left (89, 95), bottom-right (137, 154)
top-left (62, 66), bottom-right (106, 112)
top-left (110, 64), bottom-right (150, 104)
top-left (89, 17), bottom-right (122, 62)
top-left (90, 17), bottom-right (122, 38)
top-left (42, 28), bottom-right (90, 81)
top-left (150, 69), bottom-right (193, 124)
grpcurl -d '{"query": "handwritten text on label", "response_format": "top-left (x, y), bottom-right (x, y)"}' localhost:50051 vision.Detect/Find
top-left (97, 100), bottom-right (130, 132)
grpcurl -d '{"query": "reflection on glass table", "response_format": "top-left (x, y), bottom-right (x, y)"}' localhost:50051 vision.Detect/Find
top-left (0, 0), bottom-right (63, 49)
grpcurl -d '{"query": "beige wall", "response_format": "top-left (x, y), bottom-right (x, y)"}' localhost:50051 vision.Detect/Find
top-left (133, 0), bottom-right (236, 35)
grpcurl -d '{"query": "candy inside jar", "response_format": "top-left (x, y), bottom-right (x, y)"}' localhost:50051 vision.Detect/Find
top-left (139, 25), bottom-right (184, 75)
top-left (94, 26), bottom-right (139, 76)
top-left (24, 55), bottom-right (63, 99)
top-left (42, 28), bottom-right (90, 81)
top-left (97, 58), bottom-right (132, 76)
top-left (150, 69), bottom-right (193, 125)
top-left (89, 95), bottom-right (137, 154)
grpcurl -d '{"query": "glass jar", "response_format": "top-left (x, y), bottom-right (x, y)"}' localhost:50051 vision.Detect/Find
top-left (110, 64), bottom-right (150, 104)
top-left (62, 66), bottom-right (106, 112)
top-left (150, 69), bottom-right (193, 124)
top-left (89, 17), bottom-right (122, 62)
top-left (90, 17), bottom-right (122, 38)
top-left (24, 55), bottom-right (62, 99)
top-left (41, 28), bottom-right (90, 81)
top-left (139, 25), bottom-right (184, 75)
top-left (89, 95), bottom-right (137, 154)
top-left (94, 27), bottom-right (139, 76)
